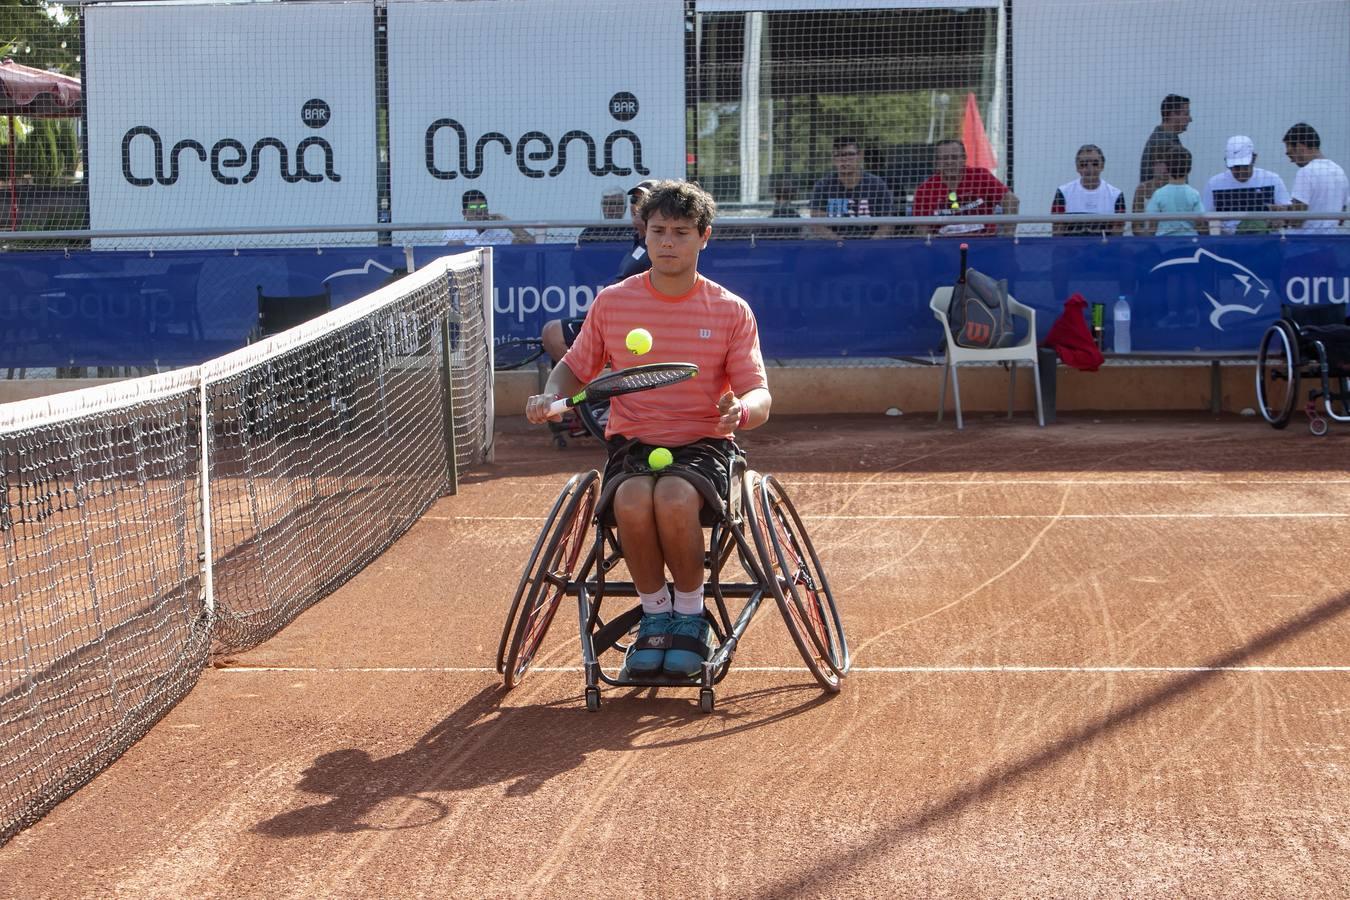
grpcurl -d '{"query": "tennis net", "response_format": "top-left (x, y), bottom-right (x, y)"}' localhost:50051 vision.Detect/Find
top-left (0, 250), bottom-right (492, 843)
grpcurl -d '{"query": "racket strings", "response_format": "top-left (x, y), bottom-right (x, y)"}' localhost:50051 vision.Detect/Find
top-left (613, 369), bottom-right (684, 391)
top-left (594, 363), bottom-right (698, 397)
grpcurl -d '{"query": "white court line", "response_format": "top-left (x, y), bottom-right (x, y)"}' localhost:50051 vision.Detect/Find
top-left (206, 665), bottom-right (1350, 675)
top-left (776, 478), bottom-right (1350, 486)
top-left (426, 512), bottom-right (1350, 522)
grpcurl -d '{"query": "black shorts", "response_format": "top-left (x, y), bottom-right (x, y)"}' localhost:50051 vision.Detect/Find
top-left (604, 436), bottom-right (736, 506)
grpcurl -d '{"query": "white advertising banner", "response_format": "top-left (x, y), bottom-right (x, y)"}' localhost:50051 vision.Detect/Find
top-left (86, 2), bottom-right (377, 249)
top-left (387, 0), bottom-right (686, 243)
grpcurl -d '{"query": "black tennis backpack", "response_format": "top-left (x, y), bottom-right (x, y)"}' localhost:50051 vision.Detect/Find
top-left (948, 267), bottom-right (1015, 349)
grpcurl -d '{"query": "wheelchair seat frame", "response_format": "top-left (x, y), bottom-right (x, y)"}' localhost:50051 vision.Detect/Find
top-left (496, 451), bottom-right (849, 713)
top-left (1257, 303), bottom-right (1350, 436)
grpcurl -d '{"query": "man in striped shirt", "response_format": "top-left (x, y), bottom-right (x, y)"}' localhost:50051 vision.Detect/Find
top-left (526, 180), bottom-right (772, 678)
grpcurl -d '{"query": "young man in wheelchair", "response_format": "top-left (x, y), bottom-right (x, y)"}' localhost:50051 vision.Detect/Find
top-left (525, 180), bottom-right (772, 678)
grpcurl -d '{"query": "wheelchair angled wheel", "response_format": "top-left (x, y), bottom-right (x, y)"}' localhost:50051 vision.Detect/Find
top-left (497, 470), bottom-right (600, 688)
top-left (745, 472), bottom-right (850, 691)
top-left (493, 338), bottom-right (548, 371)
top-left (573, 396), bottom-right (610, 442)
top-left (1256, 320), bottom-right (1299, 429)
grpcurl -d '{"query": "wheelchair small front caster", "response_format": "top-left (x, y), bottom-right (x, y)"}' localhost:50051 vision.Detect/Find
top-left (699, 688), bottom-right (715, 714)
top-left (1310, 417), bottom-right (1329, 437)
top-left (585, 687), bottom-right (601, 711)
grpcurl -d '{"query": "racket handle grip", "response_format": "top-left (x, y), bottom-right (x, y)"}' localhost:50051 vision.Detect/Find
top-left (547, 397), bottom-right (571, 417)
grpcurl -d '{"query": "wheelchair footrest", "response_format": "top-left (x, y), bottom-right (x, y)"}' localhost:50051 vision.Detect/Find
top-left (613, 667), bottom-right (703, 686)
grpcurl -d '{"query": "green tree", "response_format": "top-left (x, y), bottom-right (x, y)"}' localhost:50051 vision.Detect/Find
top-left (8, 118), bottom-right (77, 183)
top-left (0, 0), bottom-right (82, 73)
top-left (1, 2), bottom-right (82, 189)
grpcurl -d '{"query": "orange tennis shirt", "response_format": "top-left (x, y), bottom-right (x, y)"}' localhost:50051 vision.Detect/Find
top-left (561, 272), bottom-right (768, 446)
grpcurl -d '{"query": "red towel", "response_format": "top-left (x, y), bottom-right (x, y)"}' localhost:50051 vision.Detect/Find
top-left (1042, 293), bottom-right (1104, 372)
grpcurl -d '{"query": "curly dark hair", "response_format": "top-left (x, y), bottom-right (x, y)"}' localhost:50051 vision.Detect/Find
top-left (638, 180), bottom-right (718, 234)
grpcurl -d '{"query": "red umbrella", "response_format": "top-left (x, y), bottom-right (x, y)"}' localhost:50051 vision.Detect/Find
top-left (0, 59), bottom-right (82, 230)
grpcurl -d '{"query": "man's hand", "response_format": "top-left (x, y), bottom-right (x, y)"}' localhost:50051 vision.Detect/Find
top-left (715, 390), bottom-right (742, 436)
top-left (525, 392), bottom-right (563, 425)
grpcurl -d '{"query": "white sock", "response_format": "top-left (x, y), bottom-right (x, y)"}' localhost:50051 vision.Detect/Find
top-left (673, 586), bottom-right (705, 616)
top-left (638, 586), bottom-right (671, 615)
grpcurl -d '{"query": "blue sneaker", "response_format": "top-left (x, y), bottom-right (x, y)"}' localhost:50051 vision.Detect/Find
top-left (626, 612), bottom-right (673, 676)
top-left (662, 612), bottom-right (713, 678)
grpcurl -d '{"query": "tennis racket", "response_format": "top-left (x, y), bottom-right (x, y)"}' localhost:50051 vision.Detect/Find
top-left (494, 338), bottom-right (548, 371)
top-left (547, 362), bottom-right (698, 417)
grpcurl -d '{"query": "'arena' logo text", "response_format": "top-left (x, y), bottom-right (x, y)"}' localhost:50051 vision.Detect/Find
top-left (425, 92), bottom-right (649, 181)
top-left (120, 100), bottom-right (341, 187)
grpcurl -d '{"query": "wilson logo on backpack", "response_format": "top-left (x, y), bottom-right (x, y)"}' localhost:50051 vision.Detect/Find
top-left (948, 267), bottom-right (1014, 349)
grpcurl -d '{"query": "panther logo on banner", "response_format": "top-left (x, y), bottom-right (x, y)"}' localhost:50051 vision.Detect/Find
top-left (1149, 248), bottom-right (1274, 331)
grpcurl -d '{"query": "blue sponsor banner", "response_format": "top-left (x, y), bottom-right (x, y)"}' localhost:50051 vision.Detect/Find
top-left (427, 236), bottom-right (1350, 359)
top-left (2, 237), bottom-right (1348, 368)
top-left (0, 247), bottom-right (408, 368)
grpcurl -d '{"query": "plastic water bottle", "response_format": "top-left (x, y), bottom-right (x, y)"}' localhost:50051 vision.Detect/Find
top-left (1112, 295), bottom-right (1132, 353)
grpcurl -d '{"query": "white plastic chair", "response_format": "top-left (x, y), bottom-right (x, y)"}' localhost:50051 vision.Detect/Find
top-left (929, 286), bottom-right (1045, 429)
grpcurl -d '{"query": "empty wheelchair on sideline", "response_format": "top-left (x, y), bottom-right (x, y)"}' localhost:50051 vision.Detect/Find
top-left (1256, 303), bottom-right (1350, 436)
top-left (495, 447), bottom-right (849, 713)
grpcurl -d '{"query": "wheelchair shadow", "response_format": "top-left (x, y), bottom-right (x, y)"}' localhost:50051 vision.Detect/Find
top-left (252, 680), bottom-right (830, 838)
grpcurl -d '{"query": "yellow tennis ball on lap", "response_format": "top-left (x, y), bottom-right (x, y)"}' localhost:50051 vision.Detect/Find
top-left (626, 327), bottom-right (653, 355)
top-left (647, 447), bottom-right (673, 471)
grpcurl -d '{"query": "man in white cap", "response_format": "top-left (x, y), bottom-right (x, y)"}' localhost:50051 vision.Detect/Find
top-left (1201, 136), bottom-right (1290, 235)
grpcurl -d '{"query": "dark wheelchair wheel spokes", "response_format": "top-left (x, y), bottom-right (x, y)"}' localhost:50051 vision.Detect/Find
top-left (499, 471), bottom-right (599, 688)
top-left (745, 472), bottom-right (849, 691)
top-left (1256, 321), bottom-right (1298, 429)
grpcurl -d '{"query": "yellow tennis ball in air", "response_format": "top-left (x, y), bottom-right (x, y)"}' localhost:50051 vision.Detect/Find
top-left (647, 447), bottom-right (673, 471)
top-left (626, 327), bottom-right (653, 356)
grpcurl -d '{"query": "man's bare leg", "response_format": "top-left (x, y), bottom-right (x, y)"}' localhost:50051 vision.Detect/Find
top-left (613, 477), bottom-right (665, 593)
top-left (653, 477), bottom-right (706, 593)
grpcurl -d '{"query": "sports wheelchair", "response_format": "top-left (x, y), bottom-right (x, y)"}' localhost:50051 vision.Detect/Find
top-left (495, 448), bottom-right (850, 713)
top-left (1256, 303), bottom-right (1350, 436)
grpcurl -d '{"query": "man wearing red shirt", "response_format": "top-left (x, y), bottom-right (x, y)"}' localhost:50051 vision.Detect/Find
top-left (912, 139), bottom-right (1019, 236)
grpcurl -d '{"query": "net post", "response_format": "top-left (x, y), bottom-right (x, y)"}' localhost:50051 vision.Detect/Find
top-left (440, 308), bottom-right (460, 496)
top-left (197, 374), bottom-right (215, 618)
top-left (481, 247), bottom-right (496, 462)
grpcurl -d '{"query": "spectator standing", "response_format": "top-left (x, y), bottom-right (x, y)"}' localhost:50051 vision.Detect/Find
top-left (578, 188), bottom-right (631, 243)
top-left (808, 136), bottom-right (896, 239)
top-left (441, 189), bottom-right (533, 245)
top-left (1145, 146), bottom-right (1205, 237)
top-left (1273, 123), bottom-right (1349, 235)
top-left (1051, 144), bottom-right (1125, 236)
top-left (1201, 136), bottom-right (1291, 235)
top-left (911, 139), bottom-right (1019, 236)
top-left (1133, 94), bottom-right (1191, 228)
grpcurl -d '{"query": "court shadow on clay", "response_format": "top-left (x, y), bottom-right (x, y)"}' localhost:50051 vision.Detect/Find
top-left (251, 681), bottom-right (830, 838)
top-left (751, 587), bottom-right (1350, 898)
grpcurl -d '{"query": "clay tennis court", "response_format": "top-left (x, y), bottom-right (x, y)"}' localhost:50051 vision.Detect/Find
top-left (2, 412), bottom-right (1348, 898)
